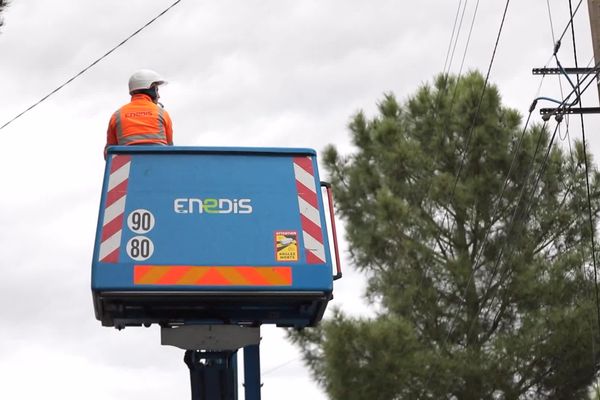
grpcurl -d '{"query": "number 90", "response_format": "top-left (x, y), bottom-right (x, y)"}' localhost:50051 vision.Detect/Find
top-left (127, 209), bottom-right (155, 233)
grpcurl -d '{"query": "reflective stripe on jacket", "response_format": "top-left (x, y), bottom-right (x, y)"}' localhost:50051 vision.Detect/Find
top-left (106, 94), bottom-right (173, 149)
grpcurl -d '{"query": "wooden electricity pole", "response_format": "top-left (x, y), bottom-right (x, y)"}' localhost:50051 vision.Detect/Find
top-left (589, 0), bottom-right (600, 102)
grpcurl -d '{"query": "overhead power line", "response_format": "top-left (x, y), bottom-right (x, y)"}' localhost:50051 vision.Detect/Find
top-left (423, 1), bottom-right (512, 394)
top-left (568, 0), bottom-right (600, 341)
top-left (547, 0), bottom-right (570, 105)
top-left (474, 55), bottom-right (600, 330)
top-left (262, 357), bottom-right (300, 376)
top-left (450, 0), bottom-right (511, 195)
top-left (0, 0), bottom-right (183, 131)
top-left (428, 2), bottom-right (596, 396)
top-left (467, 17), bottom-right (600, 359)
top-left (444, 0), bottom-right (469, 76)
top-left (433, 2), bottom-right (600, 393)
top-left (443, 0), bottom-right (466, 75)
top-left (438, 0), bottom-right (510, 234)
top-left (456, 0), bottom-right (481, 76)
top-left (556, 0), bottom-right (584, 46)
top-left (471, 119), bottom-right (560, 336)
top-left (421, 1), bottom-right (481, 299)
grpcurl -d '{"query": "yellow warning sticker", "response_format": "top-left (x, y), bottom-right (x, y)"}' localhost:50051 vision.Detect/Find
top-left (275, 231), bottom-right (298, 262)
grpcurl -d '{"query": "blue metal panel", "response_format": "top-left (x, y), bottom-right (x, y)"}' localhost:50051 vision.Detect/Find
top-left (92, 146), bottom-right (335, 327)
top-left (124, 154), bottom-right (303, 265)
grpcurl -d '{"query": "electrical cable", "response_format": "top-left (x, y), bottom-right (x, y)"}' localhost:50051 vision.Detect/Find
top-left (424, 5), bottom-right (600, 396)
top-left (0, 0), bottom-right (183, 131)
top-left (464, 54), bottom-right (600, 351)
top-left (421, 2), bottom-right (512, 394)
top-left (535, 55), bottom-right (600, 120)
top-left (412, 0), bottom-right (484, 330)
top-left (480, 58), bottom-right (600, 311)
top-left (456, 119), bottom-right (557, 372)
top-left (443, 109), bottom-right (545, 369)
top-left (470, 58), bottom-right (600, 331)
top-left (448, 0), bottom-right (511, 204)
top-left (437, 0), bottom-right (511, 236)
top-left (262, 357), bottom-right (301, 376)
top-left (547, 0), bottom-right (572, 141)
top-left (436, 57), bottom-right (600, 380)
top-left (429, 4), bottom-right (598, 396)
top-left (546, 0), bottom-right (557, 44)
top-left (430, 6), bottom-right (600, 394)
top-left (440, 0), bottom-right (481, 118)
top-left (556, 0), bottom-right (584, 46)
top-left (523, 122), bottom-right (562, 218)
top-left (443, 0), bottom-right (466, 75)
top-left (468, 103), bottom-right (538, 285)
top-left (537, 0), bottom-right (585, 111)
top-left (568, 0), bottom-right (600, 350)
top-left (445, 0), bottom-right (470, 77)
top-left (560, 56), bottom-right (596, 145)
top-left (456, 0), bottom-right (480, 76)
top-left (469, 117), bottom-right (551, 341)
top-left (418, 0), bottom-right (482, 296)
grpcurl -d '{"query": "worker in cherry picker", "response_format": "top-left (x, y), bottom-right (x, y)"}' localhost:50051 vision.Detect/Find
top-left (105, 69), bottom-right (173, 158)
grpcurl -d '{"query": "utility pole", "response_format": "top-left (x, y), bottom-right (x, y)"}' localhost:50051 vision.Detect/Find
top-left (589, 0), bottom-right (600, 102)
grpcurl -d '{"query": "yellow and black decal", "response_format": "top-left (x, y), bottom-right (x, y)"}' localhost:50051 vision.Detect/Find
top-left (275, 231), bottom-right (298, 262)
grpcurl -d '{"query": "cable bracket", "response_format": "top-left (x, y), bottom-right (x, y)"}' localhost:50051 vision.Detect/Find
top-left (540, 107), bottom-right (600, 116)
top-left (533, 67), bottom-right (600, 75)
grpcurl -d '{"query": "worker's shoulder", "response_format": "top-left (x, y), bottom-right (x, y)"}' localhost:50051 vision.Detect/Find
top-left (110, 103), bottom-right (129, 117)
top-left (115, 99), bottom-right (151, 112)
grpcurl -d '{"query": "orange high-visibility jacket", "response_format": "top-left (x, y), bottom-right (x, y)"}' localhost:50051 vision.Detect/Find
top-left (106, 94), bottom-right (173, 151)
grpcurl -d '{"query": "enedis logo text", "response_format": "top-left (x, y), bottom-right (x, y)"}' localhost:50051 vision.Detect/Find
top-left (174, 198), bottom-right (253, 214)
top-left (125, 111), bottom-right (153, 118)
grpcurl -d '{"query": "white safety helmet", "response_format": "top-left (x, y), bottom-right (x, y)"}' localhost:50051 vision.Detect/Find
top-left (128, 69), bottom-right (167, 94)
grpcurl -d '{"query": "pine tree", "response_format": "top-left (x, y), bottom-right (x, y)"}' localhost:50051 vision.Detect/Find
top-left (291, 71), bottom-right (600, 399)
top-left (0, 1), bottom-right (9, 31)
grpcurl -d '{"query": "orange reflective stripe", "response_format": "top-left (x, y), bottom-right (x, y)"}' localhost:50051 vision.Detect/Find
top-left (134, 266), bottom-right (293, 286)
top-left (120, 134), bottom-right (168, 144)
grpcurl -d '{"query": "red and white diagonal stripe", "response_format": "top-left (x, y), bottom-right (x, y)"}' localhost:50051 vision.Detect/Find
top-left (98, 155), bottom-right (131, 263)
top-left (293, 156), bottom-right (326, 264)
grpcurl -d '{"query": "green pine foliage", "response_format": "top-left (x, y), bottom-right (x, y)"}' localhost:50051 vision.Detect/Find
top-left (0, 1), bottom-right (8, 31)
top-left (290, 71), bottom-right (600, 399)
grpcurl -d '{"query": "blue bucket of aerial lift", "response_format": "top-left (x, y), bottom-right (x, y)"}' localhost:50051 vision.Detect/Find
top-left (91, 146), bottom-right (340, 329)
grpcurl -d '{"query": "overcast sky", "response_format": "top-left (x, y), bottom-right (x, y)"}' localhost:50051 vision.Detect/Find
top-left (0, 1), bottom-right (599, 399)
